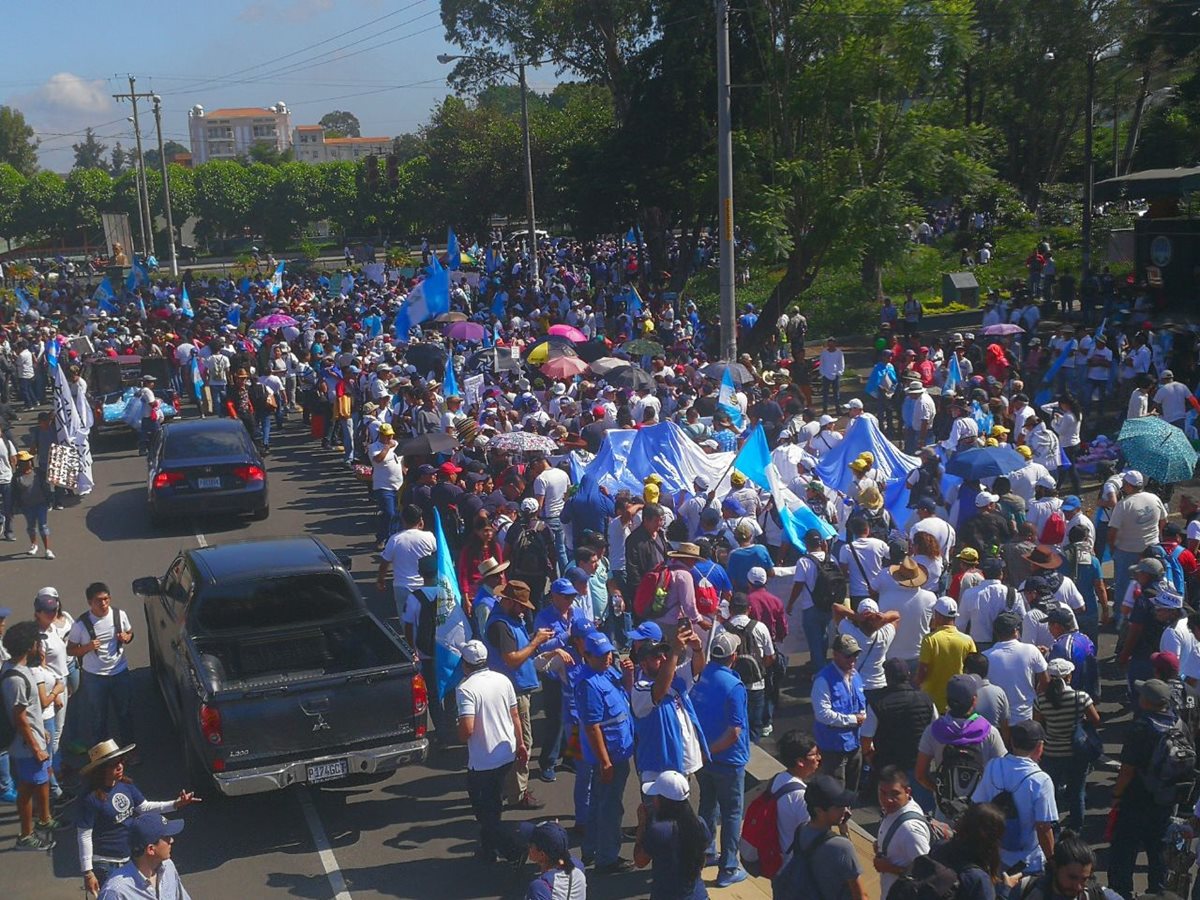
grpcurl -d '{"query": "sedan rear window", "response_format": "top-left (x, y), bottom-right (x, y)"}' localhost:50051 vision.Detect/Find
top-left (195, 574), bottom-right (359, 631)
top-left (163, 428), bottom-right (248, 460)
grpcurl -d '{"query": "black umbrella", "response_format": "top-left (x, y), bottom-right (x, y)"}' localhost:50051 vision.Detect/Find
top-left (404, 343), bottom-right (447, 377)
top-left (606, 364), bottom-right (655, 390)
top-left (702, 361), bottom-right (753, 385)
top-left (573, 340), bottom-right (609, 363)
top-left (398, 432), bottom-right (459, 456)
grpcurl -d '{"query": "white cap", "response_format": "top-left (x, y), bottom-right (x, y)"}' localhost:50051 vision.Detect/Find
top-left (1036, 474), bottom-right (1057, 490)
top-left (520, 498), bottom-right (540, 515)
top-left (818, 414), bottom-right (836, 427)
top-left (694, 475), bottom-right (711, 491)
top-left (844, 398), bottom-right (864, 410)
top-left (642, 770), bottom-right (690, 801)
top-left (933, 596), bottom-right (959, 617)
top-left (747, 566), bottom-right (768, 586)
top-left (460, 640), bottom-right (488, 666)
top-left (35, 586), bottom-right (60, 600)
top-left (857, 598), bottom-right (880, 614)
top-left (1047, 657), bottom-right (1075, 678)
top-left (975, 491), bottom-right (999, 508)
top-left (1123, 469), bottom-right (1145, 487)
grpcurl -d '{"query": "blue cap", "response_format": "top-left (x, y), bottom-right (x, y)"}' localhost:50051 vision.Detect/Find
top-left (0, 607), bottom-right (12, 619)
top-left (721, 497), bottom-right (747, 516)
top-left (126, 813), bottom-right (184, 852)
top-left (564, 566), bottom-right (589, 585)
top-left (570, 618), bottom-right (598, 639)
top-left (549, 577), bottom-right (578, 597)
top-left (625, 621), bottom-right (663, 643)
top-left (585, 632), bottom-right (615, 656)
top-left (1061, 495), bottom-right (1082, 512)
top-left (518, 820), bottom-right (571, 859)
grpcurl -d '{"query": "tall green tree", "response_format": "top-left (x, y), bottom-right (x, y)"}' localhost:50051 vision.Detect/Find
top-left (0, 105), bottom-right (38, 176)
top-left (109, 142), bottom-right (130, 176)
top-left (18, 170), bottom-right (70, 241)
top-left (0, 163), bottom-right (27, 248)
top-left (192, 160), bottom-right (253, 241)
top-left (142, 140), bottom-right (188, 171)
top-left (318, 110), bottom-right (361, 138)
top-left (64, 167), bottom-right (115, 233)
top-left (72, 128), bottom-right (108, 171)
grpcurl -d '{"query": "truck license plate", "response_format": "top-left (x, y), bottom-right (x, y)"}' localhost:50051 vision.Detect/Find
top-left (306, 759), bottom-right (349, 784)
top-left (197, 477), bottom-right (221, 490)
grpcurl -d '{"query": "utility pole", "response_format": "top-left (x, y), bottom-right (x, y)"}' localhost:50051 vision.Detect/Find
top-left (715, 0), bottom-right (737, 362)
top-left (518, 63), bottom-right (539, 291)
top-left (1081, 53), bottom-right (1096, 282)
top-left (113, 76), bottom-right (156, 262)
top-left (152, 96), bottom-right (179, 276)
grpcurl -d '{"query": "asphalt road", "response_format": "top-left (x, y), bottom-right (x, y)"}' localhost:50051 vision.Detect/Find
top-left (0, 411), bottom-right (660, 900)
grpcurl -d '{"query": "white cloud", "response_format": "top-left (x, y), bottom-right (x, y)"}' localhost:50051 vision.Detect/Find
top-left (26, 72), bottom-right (113, 116)
top-left (9, 73), bottom-right (117, 172)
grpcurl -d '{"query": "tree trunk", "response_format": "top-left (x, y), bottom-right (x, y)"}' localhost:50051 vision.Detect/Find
top-left (861, 254), bottom-right (882, 303)
top-left (741, 251), bottom-right (811, 357)
top-left (1121, 63), bottom-right (1152, 174)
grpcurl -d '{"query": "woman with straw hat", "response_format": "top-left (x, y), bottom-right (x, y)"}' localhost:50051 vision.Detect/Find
top-left (76, 739), bottom-right (200, 896)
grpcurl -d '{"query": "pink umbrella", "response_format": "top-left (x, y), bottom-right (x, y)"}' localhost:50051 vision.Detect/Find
top-left (548, 323), bottom-right (587, 342)
top-left (253, 313), bottom-right (298, 329)
top-left (980, 323), bottom-right (1024, 336)
top-left (541, 356), bottom-right (589, 379)
top-left (446, 321), bottom-right (486, 342)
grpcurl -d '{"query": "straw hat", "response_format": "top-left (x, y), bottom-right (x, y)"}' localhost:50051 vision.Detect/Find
top-left (477, 557), bottom-right (510, 579)
top-left (859, 485), bottom-right (884, 511)
top-left (667, 542), bottom-right (704, 561)
top-left (80, 739), bottom-right (137, 775)
top-left (888, 556), bottom-right (929, 588)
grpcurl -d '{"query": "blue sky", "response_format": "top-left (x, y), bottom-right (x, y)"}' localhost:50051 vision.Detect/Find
top-left (2, 0), bottom-right (556, 172)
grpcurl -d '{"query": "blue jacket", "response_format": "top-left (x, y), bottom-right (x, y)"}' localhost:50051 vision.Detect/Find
top-left (532, 605), bottom-right (585, 654)
top-left (813, 662), bottom-right (866, 752)
top-left (632, 673), bottom-right (709, 776)
top-left (485, 609), bottom-right (539, 693)
top-left (689, 662), bottom-right (749, 769)
top-left (574, 665), bottom-right (634, 766)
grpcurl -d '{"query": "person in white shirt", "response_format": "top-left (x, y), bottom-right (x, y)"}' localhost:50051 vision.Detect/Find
top-left (455, 640), bottom-right (527, 864)
top-left (807, 416), bottom-right (844, 460)
top-left (65, 583), bottom-right (136, 752)
top-left (532, 458), bottom-right (572, 575)
top-left (983, 612), bottom-right (1049, 722)
top-left (1059, 496), bottom-right (1094, 550)
top-left (1154, 370), bottom-right (1193, 427)
top-left (874, 767), bottom-right (932, 899)
top-left (741, 729), bottom-right (820, 871)
top-left (1026, 478), bottom-right (1062, 541)
top-left (1127, 377), bottom-right (1151, 420)
top-left (818, 338), bottom-right (846, 413)
top-left (1084, 335), bottom-right (1113, 413)
top-left (368, 423), bottom-right (406, 549)
top-left (377, 505), bottom-right (437, 625)
top-left (877, 557), bottom-right (937, 670)
top-left (1008, 451), bottom-right (1053, 505)
top-left (838, 519), bottom-right (888, 603)
top-left (958, 557), bottom-right (1023, 648)
top-left (0, 429), bottom-right (17, 541)
top-left (910, 502), bottom-right (956, 568)
top-left (831, 599), bottom-right (898, 698)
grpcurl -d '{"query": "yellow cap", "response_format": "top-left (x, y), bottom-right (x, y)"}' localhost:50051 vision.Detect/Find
top-left (730, 470), bottom-right (747, 487)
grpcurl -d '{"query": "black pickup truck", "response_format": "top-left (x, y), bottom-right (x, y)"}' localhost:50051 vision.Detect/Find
top-left (134, 536), bottom-right (429, 796)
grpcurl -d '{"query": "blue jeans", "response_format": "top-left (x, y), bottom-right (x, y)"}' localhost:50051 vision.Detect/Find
top-left (698, 763), bottom-right (745, 872)
top-left (18, 376), bottom-right (36, 408)
top-left (747, 689), bottom-right (766, 742)
top-left (0, 481), bottom-right (13, 538)
top-left (209, 384), bottom-right (227, 414)
top-left (0, 750), bottom-right (13, 794)
top-left (1112, 549), bottom-right (1141, 629)
top-left (538, 677), bottom-right (565, 772)
top-left (465, 762), bottom-right (519, 860)
top-left (79, 669), bottom-right (135, 748)
top-left (139, 417), bottom-right (161, 455)
top-left (803, 606), bottom-right (831, 670)
top-left (543, 516), bottom-right (569, 577)
top-left (584, 757), bottom-right (630, 866)
top-left (338, 418), bottom-right (354, 463)
top-left (821, 377), bottom-right (840, 413)
top-left (374, 488), bottom-right (399, 544)
top-left (23, 503), bottom-right (49, 538)
top-left (573, 757), bottom-right (593, 827)
top-left (259, 414), bottom-right (272, 448)
top-left (1042, 755), bottom-right (1088, 832)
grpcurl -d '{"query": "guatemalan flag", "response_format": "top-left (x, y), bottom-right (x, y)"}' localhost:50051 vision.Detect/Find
top-left (94, 279), bottom-right (119, 314)
top-left (734, 424), bottom-right (836, 550)
top-left (180, 285), bottom-right (194, 318)
top-left (394, 255), bottom-right (450, 341)
top-left (718, 366), bottom-right (745, 429)
top-left (432, 509), bottom-right (469, 700)
top-left (268, 260), bottom-right (285, 296)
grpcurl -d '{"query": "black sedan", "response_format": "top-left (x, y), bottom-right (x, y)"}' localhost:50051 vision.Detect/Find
top-left (147, 419), bottom-right (269, 525)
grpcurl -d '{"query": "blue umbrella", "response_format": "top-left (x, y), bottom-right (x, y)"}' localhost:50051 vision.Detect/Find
top-left (1118, 417), bottom-right (1198, 483)
top-left (945, 445), bottom-right (1027, 481)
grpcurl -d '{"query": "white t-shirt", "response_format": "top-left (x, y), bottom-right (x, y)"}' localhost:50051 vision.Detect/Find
top-left (381, 528), bottom-right (437, 588)
top-left (877, 799), bottom-right (932, 899)
top-left (1157, 381), bottom-right (1193, 423)
top-left (958, 581), bottom-right (1024, 643)
top-left (877, 575), bottom-right (936, 660)
top-left (455, 669), bottom-right (519, 771)
top-left (0, 437), bottom-right (16, 484)
top-left (33, 665), bottom-right (59, 721)
top-left (839, 538), bottom-right (888, 597)
top-left (40, 624), bottom-right (70, 681)
top-left (983, 639), bottom-right (1048, 722)
top-left (1086, 346), bottom-right (1113, 381)
top-left (1109, 491), bottom-right (1168, 553)
top-left (838, 620), bottom-right (894, 690)
top-left (67, 608), bottom-right (133, 676)
top-left (534, 467), bottom-right (571, 519)
top-left (368, 440), bottom-right (405, 491)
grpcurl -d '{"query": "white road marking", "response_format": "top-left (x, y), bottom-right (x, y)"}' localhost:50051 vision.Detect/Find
top-left (298, 788), bottom-right (354, 900)
top-left (192, 529), bottom-right (351, 900)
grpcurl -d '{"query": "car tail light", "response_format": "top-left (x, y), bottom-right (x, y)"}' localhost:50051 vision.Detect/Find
top-left (153, 471), bottom-right (185, 489)
top-left (211, 757), bottom-right (225, 772)
top-left (411, 673), bottom-right (428, 738)
top-left (199, 703), bottom-right (223, 745)
top-left (234, 464), bottom-right (264, 482)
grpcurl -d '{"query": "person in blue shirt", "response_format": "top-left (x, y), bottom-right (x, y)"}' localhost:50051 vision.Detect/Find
top-left (726, 528), bottom-right (775, 592)
top-left (810, 633), bottom-right (867, 792)
top-left (520, 820), bottom-right (587, 900)
top-left (97, 813), bottom-right (191, 900)
top-left (574, 631), bottom-right (635, 874)
top-left (532, 578), bottom-right (589, 784)
top-left (1046, 607), bottom-right (1098, 697)
top-left (689, 631), bottom-right (751, 887)
top-left (630, 623), bottom-right (708, 783)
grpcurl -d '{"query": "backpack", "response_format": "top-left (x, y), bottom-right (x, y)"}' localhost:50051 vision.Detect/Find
top-left (726, 621), bottom-right (765, 686)
top-left (886, 854), bottom-right (961, 900)
top-left (990, 769), bottom-right (1038, 853)
top-left (932, 737), bottom-right (986, 822)
top-left (509, 521), bottom-right (549, 575)
top-left (1038, 510), bottom-right (1066, 546)
top-left (693, 568), bottom-right (720, 617)
top-left (0, 668), bottom-right (34, 749)
top-left (633, 562), bottom-right (673, 619)
top-left (248, 380), bottom-right (271, 416)
top-left (773, 829), bottom-right (834, 900)
top-left (879, 810), bottom-right (952, 858)
top-left (81, 608), bottom-right (124, 644)
top-left (1155, 544), bottom-right (1188, 596)
top-left (808, 554), bottom-right (848, 612)
top-left (1140, 717), bottom-right (1197, 808)
top-left (741, 779), bottom-right (805, 879)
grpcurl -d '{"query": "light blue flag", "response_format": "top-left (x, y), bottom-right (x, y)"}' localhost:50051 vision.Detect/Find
top-left (1094, 317), bottom-right (1106, 342)
top-left (94, 279), bottom-right (119, 314)
top-left (734, 424), bottom-right (835, 547)
top-left (945, 353), bottom-right (964, 394)
top-left (447, 227), bottom-right (460, 271)
top-left (394, 304), bottom-right (412, 342)
top-left (484, 247), bottom-right (495, 274)
top-left (491, 289), bottom-right (506, 319)
top-left (625, 226), bottom-right (640, 245)
top-left (137, 296), bottom-right (147, 320)
top-left (733, 424), bottom-right (775, 494)
top-left (1034, 344), bottom-right (1073, 406)
top-left (125, 268), bottom-right (137, 293)
top-left (269, 260), bottom-right (286, 296)
top-left (718, 367), bottom-right (745, 428)
top-left (340, 273), bottom-right (355, 297)
top-left (227, 304), bottom-right (240, 327)
top-left (180, 285), bottom-right (194, 319)
top-left (443, 353), bottom-right (459, 398)
top-left (432, 509), bottom-right (469, 700)
top-left (626, 285), bottom-right (643, 317)
top-left (238, 276), bottom-right (250, 294)
top-left (190, 355), bottom-right (204, 403)
top-left (46, 338), bottom-right (59, 369)
top-left (14, 286), bottom-right (31, 314)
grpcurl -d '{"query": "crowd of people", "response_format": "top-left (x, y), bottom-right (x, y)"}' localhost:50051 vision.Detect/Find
top-left (2, 230), bottom-right (1200, 900)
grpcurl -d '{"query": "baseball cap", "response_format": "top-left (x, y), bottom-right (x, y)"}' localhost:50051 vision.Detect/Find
top-left (0, 606), bottom-right (11, 619)
top-left (1046, 606), bottom-right (1075, 628)
top-left (1016, 445), bottom-right (1033, 460)
top-left (832, 633), bottom-right (861, 656)
top-left (722, 497), bottom-right (747, 517)
top-left (1130, 558), bottom-right (1165, 578)
top-left (843, 398), bottom-right (864, 410)
top-left (585, 632), bottom-right (616, 656)
top-left (1123, 470), bottom-right (1145, 488)
top-left (915, 496), bottom-right (937, 512)
top-left (126, 814), bottom-right (185, 852)
top-left (569, 618), bottom-right (598, 639)
top-left (520, 497), bottom-right (540, 515)
top-left (856, 598), bottom-right (880, 614)
top-left (710, 632), bottom-right (741, 660)
top-left (933, 596), bottom-right (958, 617)
top-left (1009, 720), bottom-right (1046, 751)
top-left (517, 820), bottom-right (570, 859)
top-left (1061, 495), bottom-right (1081, 512)
top-left (693, 475), bottom-right (711, 491)
top-left (626, 622), bottom-right (664, 643)
top-left (805, 774), bottom-right (857, 810)
top-left (33, 587), bottom-right (60, 614)
top-left (460, 640), bottom-right (488, 665)
top-left (945, 674), bottom-right (981, 712)
top-left (564, 566), bottom-right (589, 585)
top-left (1153, 587), bottom-right (1184, 610)
top-left (438, 461), bottom-right (463, 476)
top-left (549, 577), bottom-right (578, 597)
top-left (1047, 658), bottom-right (1075, 679)
top-left (747, 566), bottom-right (768, 586)
top-left (956, 547), bottom-right (980, 563)
top-left (1036, 474), bottom-right (1057, 490)
top-left (416, 464), bottom-right (437, 477)
top-left (1135, 678), bottom-right (1173, 709)
top-left (642, 770), bottom-right (690, 802)
top-left (734, 522), bottom-right (753, 541)
top-left (974, 492), bottom-right (999, 508)
top-left (818, 414), bottom-right (836, 427)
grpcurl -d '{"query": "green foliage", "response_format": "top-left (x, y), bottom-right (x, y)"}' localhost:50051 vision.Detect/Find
top-left (0, 163), bottom-right (27, 246)
top-left (319, 110), bottom-right (361, 139)
top-left (72, 128), bottom-right (108, 171)
top-left (64, 167), bottom-right (114, 232)
top-left (18, 171), bottom-right (70, 241)
top-left (0, 106), bottom-right (38, 177)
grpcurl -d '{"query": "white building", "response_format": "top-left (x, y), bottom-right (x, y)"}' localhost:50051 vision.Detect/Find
top-left (292, 126), bottom-right (394, 162)
top-left (187, 102), bottom-right (292, 164)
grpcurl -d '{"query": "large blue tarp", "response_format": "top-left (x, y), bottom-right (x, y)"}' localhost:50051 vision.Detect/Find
top-left (814, 417), bottom-right (920, 496)
top-left (582, 422), bottom-right (734, 496)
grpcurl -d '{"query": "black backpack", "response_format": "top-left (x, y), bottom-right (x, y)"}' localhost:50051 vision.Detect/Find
top-left (808, 554), bottom-right (847, 612)
top-left (0, 668), bottom-right (34, 749)
top-left (80, 608), bottom-right (124, 644)
top-left (509, 521), bottom-right (548, 574)
top-left (773, 829), bottom-right (833, 900)
top-left (247, 380), bottom-right (271, 415)
top-left (726, 621), bottom-right (764, 686)
top-left (1141, 716), bottom-right (1197, 808)
top-left (886, 854), bottom-right (961, 900)
top-left (933, 738), bottom-right (986, 822)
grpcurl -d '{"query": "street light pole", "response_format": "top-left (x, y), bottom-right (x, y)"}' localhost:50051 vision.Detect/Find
top-left (518, 63), bottom-right (539, 291)
top-left (715, 0), bottom-right (737, 361)
top-left (152, 96), bottom-right (179, 277)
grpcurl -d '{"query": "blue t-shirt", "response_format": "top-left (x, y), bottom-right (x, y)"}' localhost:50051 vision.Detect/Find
top-left (642, 817), bottom-right (711, 900)
top-left (78, 781), bottom-right (145, 861)
top-left (690, 663), bottom-right (750, 768)
top-left (692, 559), bottom-right (733, 595)
top-left (727, 545), bottom-right (774, 591)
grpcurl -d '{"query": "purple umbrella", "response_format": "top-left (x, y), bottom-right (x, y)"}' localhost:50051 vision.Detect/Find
top-left (980, 323), bottom-right (1024, 336)
top-left (253, 313), bottom-right (298, 329)
top-left (446, 321), bottom-right (486, 342)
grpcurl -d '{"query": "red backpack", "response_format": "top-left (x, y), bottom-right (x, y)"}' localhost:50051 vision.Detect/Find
top-left (741, 779), bottom-right (805, 878)
top-left (693, 567), bottom-right (720, 617)
top-left (1039, 509), bottom-right (1066, 546)
top-left (633, 562), bottom-right (672, 619)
